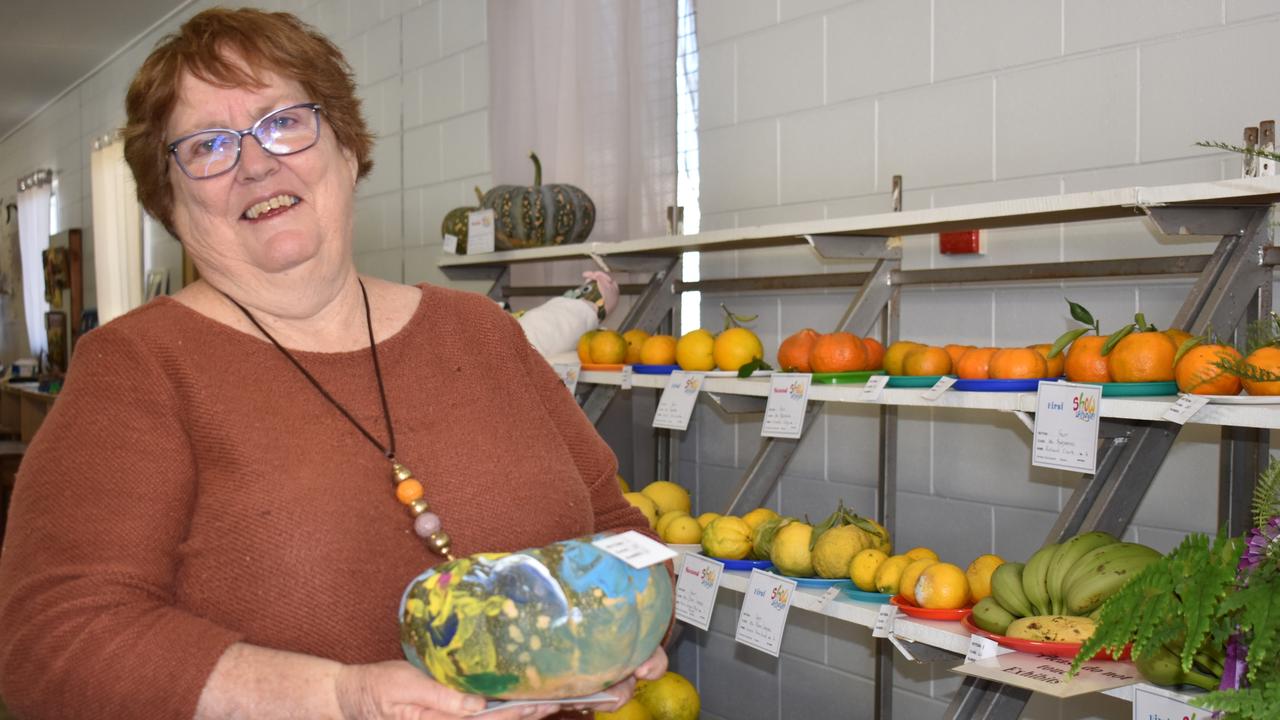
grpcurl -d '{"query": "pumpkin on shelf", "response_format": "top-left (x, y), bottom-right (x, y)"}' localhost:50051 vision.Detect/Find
top-left (439, 187), bottom-right (484, 254)
top-left (481, 152), bottom-right (596, 250)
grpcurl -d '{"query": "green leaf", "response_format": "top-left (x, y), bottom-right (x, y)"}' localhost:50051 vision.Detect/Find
top-left (736, 357), bottom-right (774, 378)
top-left (1049, 327), bottom-right (1090, 358)
top-left (1133, 312), bottom-right (1157, 332)
top-left (1252, 459), bottom-right (1280, 528)
top-left (1215, 355), bottom-right (1280, 383)
top-left (1172, 335), bottom-right (1206, 367)
top-left (1066, 298), bottom-right (1095, 327)
top-left (1101, 324), bottom-right (1136, 355)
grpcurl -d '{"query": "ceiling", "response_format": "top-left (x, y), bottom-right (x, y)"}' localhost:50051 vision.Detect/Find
top-left (0, 0), bottom-right (192, 141)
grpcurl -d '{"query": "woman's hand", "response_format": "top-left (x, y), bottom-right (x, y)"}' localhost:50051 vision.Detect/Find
top-left (335, 660), bottom-right (561, 719)
top-left (569, 646), bottom-right (669, 714)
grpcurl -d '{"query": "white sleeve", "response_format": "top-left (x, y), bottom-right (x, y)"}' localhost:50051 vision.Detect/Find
top-left (516, 296), bottom-right (600, 357)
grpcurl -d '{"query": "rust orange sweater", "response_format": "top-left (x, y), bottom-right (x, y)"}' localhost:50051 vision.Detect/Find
top-left (0, 284), bottom-right (649, 719)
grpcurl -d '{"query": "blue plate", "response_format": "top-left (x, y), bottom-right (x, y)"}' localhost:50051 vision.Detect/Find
top-left (716, 558), bottom-right (774, 571)
top-left (790, 577), bottom-right (854, 589)
top-left (633, 364), bottom-right (682, 375)
top-left (953, 377), bottom-right (1057, 392)
top-left (843, 587), bottom-right (893, 603)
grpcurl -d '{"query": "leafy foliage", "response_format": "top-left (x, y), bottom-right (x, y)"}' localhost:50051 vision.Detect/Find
top-left (1253, 461), bottom-right (1280, 528)
top-left (1195, 140), bottom-right (1280, 164)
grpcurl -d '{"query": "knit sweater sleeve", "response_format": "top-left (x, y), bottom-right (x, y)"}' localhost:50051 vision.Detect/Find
top-left (0, 323), bottom-right (243, 720)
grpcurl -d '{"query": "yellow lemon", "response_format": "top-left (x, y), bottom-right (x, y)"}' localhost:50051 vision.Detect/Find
top-left (904, 546), bottom-right (939, 562)
top-left (965, 554), bottom-right (1005, 604)
top-left (639, 335), bottom-right (678, 365)
top-left (656, 510), bottom-right (691, 540)
top-left (770, 522), bottom-right (815, 577)
top-left (640, 480), bottom-right (692, 515)
top-left (898, 558), bottom-right (938, 605)
top-left (874, 555), bottom-right (913, 595)
top-left (577, 331), bottom-right (598, 364)
top-left (812, 525), bottom-right (869, 579)
top-left (696, 512), bottom-right (721, 529)
top-left (915, 562), bottom-right (971, 610)
top-left (713, 327), bottom-right (764, 372)
top-left (850, 548), bottom-right (889, 591)
top-left (623, 329), bottom-right (651, 365)
top-left (590, 330), bottom-right (628, 364)
top-left (623, 492), bottom-right (658, 529)
top-left (664, 515), bottom-right (703, 545)
top-left (596, 699), bottom-right (653, 720)
top-left (701, 516), bottom-right (752, 559)
top-left (675, 329), bottom-right (716, 371)
top-left (741, 507), bottom-right (780, 532)
top-left (616, 473), bottom-right (630, 494)
top-left (634, 672), bottom-right (700, 720)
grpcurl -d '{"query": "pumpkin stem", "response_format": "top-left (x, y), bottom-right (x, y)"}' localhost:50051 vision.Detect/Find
top-left (473, 186), bottom-right (484, 204)
top-left (529, 152), bottom-right (542, 187)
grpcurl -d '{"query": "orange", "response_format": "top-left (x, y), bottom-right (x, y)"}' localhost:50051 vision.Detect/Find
top-left (810, 332), bottom-right (868, 373)
top-left (1165, 328), bottom-right (1194, 350)
top-left (965, 554), bottom-right (1005, 604)
top-left (862, 337), bottom-right (885, 370)
top-left (988, 347), bottom-right (1049, 380)
top-left (955, 347), bottom-right (998, 380)
top-left (577, 331), bottom-right (597, 364)
top-left (713, 327), bottom-right (765, 371)
top-left (1028, 343), bottom-right (1065, 378)
top-left (898, 558), bottom-right (938, 605)
top-left (639, 335), bottom-right (677, 365)
top-left (902, 346), bottom-right (952, 376)
top-left (1065, 335), bottom-right (1112, 383)
top-left (1108, 331), bottom-right (1177, 383)
top-left (589, 330), bottom-right (628, 364)
top-left (944, 344), bottom-right (976, 367)
top-left (1175, 344), bottom-right (1243, 395)
top-left (622, 329), bottom-right (650, 364)
top-left (675, 329), bottom-right (715, 371)
top-left (883, 341), bottom-right (924, 376)
top-left (914, 562), bottom-right (971, 610)
top-left (777, 329), bottom-right (820, 372)
top-left (1242, 346), bottom-right (1280, 396)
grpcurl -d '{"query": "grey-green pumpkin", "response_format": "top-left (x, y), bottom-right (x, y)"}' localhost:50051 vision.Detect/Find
top-left (439, 187), bottom-right (485, 254)
top-left (481, 152), bottom-right (595, 250)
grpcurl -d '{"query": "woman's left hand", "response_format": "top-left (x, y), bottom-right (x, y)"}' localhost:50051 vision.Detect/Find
top-left (571, 646), bottom-right (668, 713)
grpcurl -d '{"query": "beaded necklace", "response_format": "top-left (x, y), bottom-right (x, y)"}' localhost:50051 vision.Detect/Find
top-left (221, 279), bottom-right (454, 561)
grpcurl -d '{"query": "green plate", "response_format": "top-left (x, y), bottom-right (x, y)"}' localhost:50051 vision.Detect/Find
top-left (1094, 381), bottom-right (1179, 397)
top-left (885, 375), bottom-right (950, 388)
top-left (811, 369), bottom-right (884, 384)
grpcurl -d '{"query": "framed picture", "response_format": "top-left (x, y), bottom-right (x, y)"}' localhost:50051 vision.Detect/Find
top-left (144, 269), bottom-right (168, 301)
top-left (45, 311), bottom-right (67, 372)
top-left (42, 246), bottom-right (70, 308)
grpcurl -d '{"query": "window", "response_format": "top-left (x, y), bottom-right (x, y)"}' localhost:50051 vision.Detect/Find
top-left (48, 177), bottom-right (59, 235)
top-left (676, 0), bottom-right (701, 335)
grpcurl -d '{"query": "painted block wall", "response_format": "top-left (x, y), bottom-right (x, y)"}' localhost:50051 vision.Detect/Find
top-left (679, 1), bottom-right (1280, 719)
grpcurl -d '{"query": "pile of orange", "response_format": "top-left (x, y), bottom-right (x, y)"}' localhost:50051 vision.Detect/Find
top-left (777, 329), bottom-right (884, 373)
top-left (880, 341), bottom-right (1060, 379)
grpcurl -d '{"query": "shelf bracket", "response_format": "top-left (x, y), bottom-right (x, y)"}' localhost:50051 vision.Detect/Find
top-left (806, 233), bottom-right (902, 260)
top-left (1011, 410), bottom-right (1034, 434)
top-left (1142, 205), bottom-right (1258, 237)
top-left (702, 391), bottom-right (766, 416)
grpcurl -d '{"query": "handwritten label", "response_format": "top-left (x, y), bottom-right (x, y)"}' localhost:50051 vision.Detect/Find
top-left (921, 376), bottom-right (957, 401)
top-left (872, 604), bottom-right (897, 638)
top-left (1132, 686), bottom-right (1204, 719)
top-left (442, 233), bottom-right (459, 254)
top-left (466, 209), bottom-right (495, 254)
top-left (953, 652), bottom-right (1141, 699)
top-left (653, 371), bottom-right (703, 430)
top-left (620, 365), bottom-right (633, 390)
top-left (858, 375), bottom-right (890, 402)
top-left (1162, 394), bottom-right (1210, 425)
top-left (965, 634), bottom-right (1013, 662)
top-left (761, 373), bottom-right (810, 439)
top-left (592, 531), bottom-right (678, 569)
top-left (552, 362), bottom-right (581, 394)
top-left (1032, 381), bottom-right (1102, 474)
top-left (817, 586), bottom-right (841, 611)
top-left (734, 569), bottom-right (797, 657)
top-left (675, 554), bottom-right (724, 631)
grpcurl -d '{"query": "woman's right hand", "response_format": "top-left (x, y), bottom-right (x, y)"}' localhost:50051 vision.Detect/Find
top-left (335, 660), bottom-right (561, 719)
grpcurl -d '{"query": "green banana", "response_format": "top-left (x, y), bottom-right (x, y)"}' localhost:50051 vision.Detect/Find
top-left (970, 597), bottom-right (1017, 635)
top-left (990, 562), bottom-right (1034, 618)
top-left (1063, 543), bottom-right (1162, 615)
top-left (1047, 531), bottom-right (1118, 613)
top-left (1021, 543), bottom-right (1060, 616)
top-left (1060, 541), bottom-right (1157, 596)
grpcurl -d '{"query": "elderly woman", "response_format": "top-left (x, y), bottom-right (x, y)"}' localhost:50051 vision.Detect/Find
top-left (0, 8), bottom-right (665, 720)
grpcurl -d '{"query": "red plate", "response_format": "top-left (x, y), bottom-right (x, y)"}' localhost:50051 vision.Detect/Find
top-left (581, 363), bottom-right (625, 371)
top-left (959, 616), bottom-right (1130, 660)
top-left (890, 595), bottom-right (971, 621)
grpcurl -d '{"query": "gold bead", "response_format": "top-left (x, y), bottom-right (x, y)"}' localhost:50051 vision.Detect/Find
top-left (393, 462), bottom-right (413, 483)
top-left (426, 531), bottom-right (452, 555)
top-left (408, 498), bottom-right (431, 516)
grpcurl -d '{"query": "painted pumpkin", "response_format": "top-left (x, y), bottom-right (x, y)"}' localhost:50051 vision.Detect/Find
top-left (439, 187), bottom-right (485, 254)
top-left (399, 534), bottom-right (673, 699)
top-left (481, 152), bottom-right (596, 250)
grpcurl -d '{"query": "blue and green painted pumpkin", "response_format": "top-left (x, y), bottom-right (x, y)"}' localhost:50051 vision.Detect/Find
top-left (399, 534), bottom-right (673, 699)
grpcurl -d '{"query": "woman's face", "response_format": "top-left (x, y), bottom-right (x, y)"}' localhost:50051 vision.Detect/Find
top-left (166, 64), bottom-right (359, 290)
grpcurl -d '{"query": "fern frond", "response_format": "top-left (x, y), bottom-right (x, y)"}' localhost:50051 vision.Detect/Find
top-left (1215, 355), bottom-right (1280, 383)
top-left (1196, 140), bottom-right (1280, 163)
top-left (1195, 679), bottom-right (1280, 719)
top-left (1253, 460), bottom-right (1280, 527)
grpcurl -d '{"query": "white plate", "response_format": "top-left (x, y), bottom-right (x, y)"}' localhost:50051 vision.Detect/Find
top-left (666, 543), bottom-right (702, 553)
top-left (1203, 394), bottom-right (1280, 405)
top-left (699, 370), bottom-right (773, 378)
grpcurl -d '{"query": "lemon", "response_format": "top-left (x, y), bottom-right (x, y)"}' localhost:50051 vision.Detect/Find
top-left (713, 327), bottom-right (764, 372)
top-left (904, 546), bottom-right (939, 562)
top-left (874, 555), bottom-right (913, 595)
top-left (812, 525), bottom-right (869, 579)
top-left (590, 330), bottom-right (628, 364)
top-left (851, 548), bottom-right (889, 591)
top-left (915, 562), bottom-right (971, 610)
top-left (640, 480), bottom-right (691, 515)
top-left (656, 510), bottom-right (690, 539)
top-left (664, 515), bottom-right (703, 545)
top-left (740, 507), bottom-right (780, 532)
top-left (623, 492), bottom-right (658, 529)
top-left (898, 558), bottom-right (938, 605)
top-left (675, 329), bottom-right (715, 371)
top-left (634, 672), bottom-right (699, 720)
top-left (597, 699), bottom-right (653, 720)
top-left (696, 512), bottom-right (721, 529)
top-left (623, 329), bottom-right (651, 365)
top-left (965, 554), bottom-right (1005, 604)
top-left (616, 473), bottom-right (631, 494)
top-left (770, 522), bottom-right (814, 577)
top-left (577, 331), bottom-right (598, 364)
top-left (701, 516), bottom-right (752, 559)
top-left (640, 335), bottom-right (678, 365)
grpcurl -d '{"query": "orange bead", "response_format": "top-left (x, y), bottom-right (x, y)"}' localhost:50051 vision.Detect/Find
top-left (395, 479), bottom-right (424, 505)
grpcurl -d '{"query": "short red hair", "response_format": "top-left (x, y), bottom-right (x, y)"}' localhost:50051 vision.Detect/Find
top-left (123, 7), bottom-right (374, 236)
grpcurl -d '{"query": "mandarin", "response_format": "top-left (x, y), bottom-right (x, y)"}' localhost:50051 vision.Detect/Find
top-left (883, 341), bottom-right (924, 376)
top-left (1065, 335), bottom-right (1112, 383)
top-left (955, 347), bottom-right (999, 380)
top-left (622, 329), bottom-right (651, 365)
top-left (589, 330), bottom-right (629, 364)
top-left (988, 347), bottom-right (1049, 380)
top-left (777, 328), bottom-right (820, 372)
top-left (810, 332), bottom-right (867, 373)
top-left (1175, 344), bottom-right (1243, 396)
top-left (862, 337), bottom-right (886, 370)
top-left (1108, 331), bottom-right (1177, 383)
top-left (1242, 346), bottom-right (1280, 396)
top-left (639, 335), bottom-right (678, 365)
top-left (902, 346), bottom-right (953, 376)
top-left (1028, 343), bottom-right (1065, 378)
top-left (944, 344), bottom-right (976, 367)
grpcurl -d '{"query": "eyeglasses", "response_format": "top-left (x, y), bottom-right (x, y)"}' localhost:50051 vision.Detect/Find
top-left (167, 103), bottom-right (322, 180)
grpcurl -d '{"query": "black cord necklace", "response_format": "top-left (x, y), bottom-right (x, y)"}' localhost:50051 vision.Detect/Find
top-left (220, 278), bottom-right (454, 561)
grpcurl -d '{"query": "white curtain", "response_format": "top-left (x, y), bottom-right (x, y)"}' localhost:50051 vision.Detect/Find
top-left (91, 140), bottom-right (143, 324)
top-left (16, 184), bottom-right (51, 359)
top-left (488, 0), bottom-right (677, 287)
